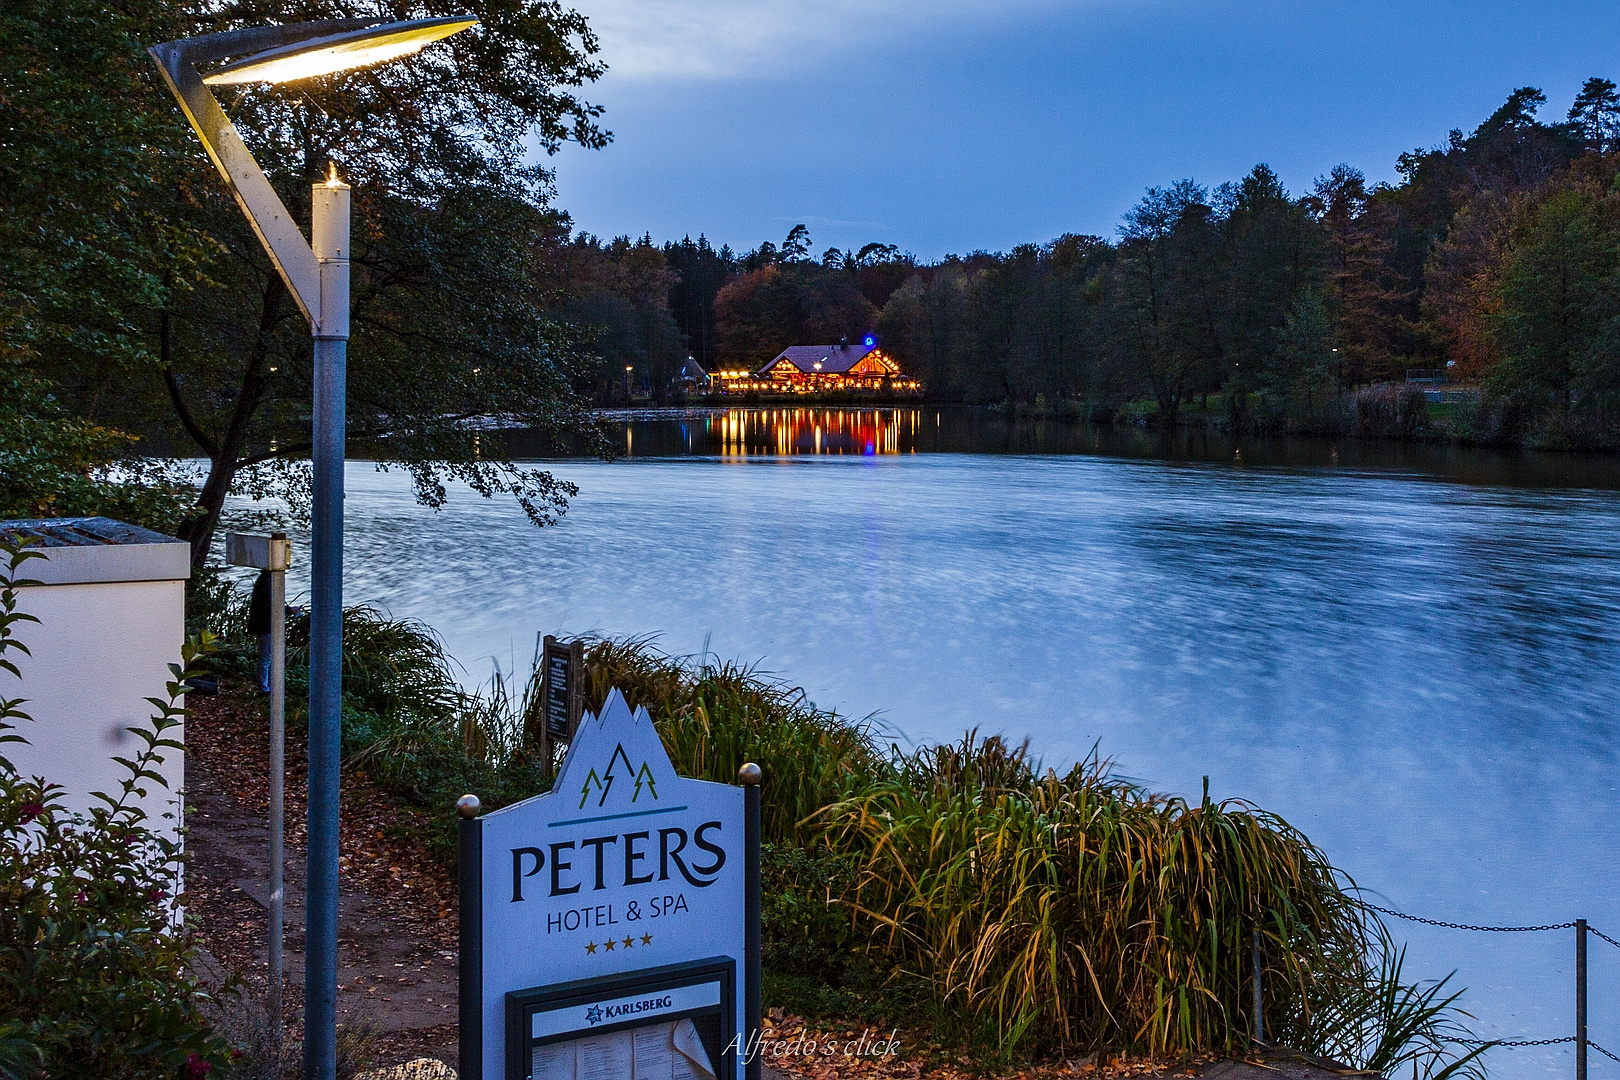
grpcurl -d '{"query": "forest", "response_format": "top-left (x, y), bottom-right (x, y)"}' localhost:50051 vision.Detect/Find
top-left (566, 81), bottom-right (1620, 447)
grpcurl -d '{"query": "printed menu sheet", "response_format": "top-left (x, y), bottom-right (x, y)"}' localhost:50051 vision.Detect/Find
top-left (532, 1019), bottom-right (715, 1080)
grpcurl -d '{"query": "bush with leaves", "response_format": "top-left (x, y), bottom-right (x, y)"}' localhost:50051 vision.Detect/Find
top-left (0, 539), bottom-right (230, 1079)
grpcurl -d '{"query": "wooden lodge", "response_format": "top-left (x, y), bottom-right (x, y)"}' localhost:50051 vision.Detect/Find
top-left (716, 337), bottom-right (918, 394)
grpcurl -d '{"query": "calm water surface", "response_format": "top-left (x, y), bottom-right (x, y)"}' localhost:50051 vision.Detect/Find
top-left (262, 410), bottom-right (1620, 1073)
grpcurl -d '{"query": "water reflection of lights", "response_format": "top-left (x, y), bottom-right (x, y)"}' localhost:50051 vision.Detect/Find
top-left (662, 409), bottom-right (924, 457)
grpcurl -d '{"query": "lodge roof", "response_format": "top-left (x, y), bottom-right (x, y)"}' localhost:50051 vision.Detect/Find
top-left (763, 341), bottom-right (878, 375)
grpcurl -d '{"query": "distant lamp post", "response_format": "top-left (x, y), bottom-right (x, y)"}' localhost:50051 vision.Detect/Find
top-left (625, 364), bottom-right (634, 402)
top-left (149, 17), bottom-right (477, 1080)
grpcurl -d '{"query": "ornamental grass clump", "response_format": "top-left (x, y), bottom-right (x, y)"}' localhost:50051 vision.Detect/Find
top-left (824, 733), bottom-right (1373, 1060)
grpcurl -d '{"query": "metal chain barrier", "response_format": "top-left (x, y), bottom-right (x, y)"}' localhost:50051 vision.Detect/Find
top-left (1457, 1037), bottom-right (1575, 1047)
top-left (1359, 904), bottom-right (1620, 1071)
top-left (1362, 902), bottom-right (1576, 933)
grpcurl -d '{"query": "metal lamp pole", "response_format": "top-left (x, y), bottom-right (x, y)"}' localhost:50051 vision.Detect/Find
top-left (149, 18), bottom-right (475, 1080)
top-left (306, 170), bottom-right (349, 1080)
top-left (267, 532), bottom-right (288, 1030)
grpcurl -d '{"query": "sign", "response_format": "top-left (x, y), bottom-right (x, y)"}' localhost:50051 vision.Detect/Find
top-left (509, 960), bottom-right (733, 1080)
top-left (461, 689), bottom-right (760, 1080)
top-left (540, 636), bottom-right (584, 743)
top-left (224, 531), bottom-right (290, 571)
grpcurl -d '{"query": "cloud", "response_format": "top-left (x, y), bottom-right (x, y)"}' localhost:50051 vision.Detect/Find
top-left (574, 0), bottom-right (1061, 80)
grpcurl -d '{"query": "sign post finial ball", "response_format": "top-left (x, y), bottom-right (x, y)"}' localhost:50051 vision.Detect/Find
top-left (455, 793), bottom-right (481, 819)
top-left (737, 762), bottom-right (762, 787)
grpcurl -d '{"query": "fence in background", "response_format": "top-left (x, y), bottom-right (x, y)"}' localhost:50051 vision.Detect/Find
top-left (1362, 903), bottom-right (1620, 1078)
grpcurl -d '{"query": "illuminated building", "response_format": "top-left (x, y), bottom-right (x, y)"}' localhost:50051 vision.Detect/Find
top-left (715, 335), bottom-right (919, 393)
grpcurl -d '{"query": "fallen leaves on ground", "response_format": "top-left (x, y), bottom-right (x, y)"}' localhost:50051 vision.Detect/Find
top-left (757, 1013), bottom-right (1215, 1079)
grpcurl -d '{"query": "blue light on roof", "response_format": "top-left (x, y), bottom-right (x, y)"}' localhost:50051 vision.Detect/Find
top-left (863, 335), bottom-right (876, 348)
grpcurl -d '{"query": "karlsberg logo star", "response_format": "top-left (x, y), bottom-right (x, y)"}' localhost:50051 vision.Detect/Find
top-left (585, 1004), bottom-right (604, 1026)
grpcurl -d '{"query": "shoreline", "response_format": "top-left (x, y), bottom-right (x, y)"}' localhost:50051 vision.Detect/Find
top-left (588, 401), bottom-right (1620, 455)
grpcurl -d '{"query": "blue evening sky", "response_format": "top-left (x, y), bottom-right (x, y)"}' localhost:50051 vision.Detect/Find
top-left (546, 0), bottom-right (1620, 261)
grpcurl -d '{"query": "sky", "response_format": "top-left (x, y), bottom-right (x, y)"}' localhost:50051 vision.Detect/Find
top-left (543, 0), bottom-right (1620, 262)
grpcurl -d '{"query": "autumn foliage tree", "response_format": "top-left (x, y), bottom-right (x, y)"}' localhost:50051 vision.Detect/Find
top-left (713, 230), bottom-right (880, 368)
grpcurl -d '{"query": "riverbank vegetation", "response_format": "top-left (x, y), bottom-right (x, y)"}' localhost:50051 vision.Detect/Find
top-left (191, 596), bottom-right (1485, 1077)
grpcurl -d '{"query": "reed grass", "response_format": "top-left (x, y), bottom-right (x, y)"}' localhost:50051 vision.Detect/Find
top-left (1304, 932), bottom-right (1487, 1079)
top-left (824, 733), bottom-right (1373, 1058)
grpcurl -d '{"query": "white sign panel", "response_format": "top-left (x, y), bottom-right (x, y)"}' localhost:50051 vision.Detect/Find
top-left (468, 689), bottom-right (748, 1080)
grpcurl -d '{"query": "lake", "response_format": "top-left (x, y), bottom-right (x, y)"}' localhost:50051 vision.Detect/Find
top-left (255, 408), bottom-right (1620, 1073)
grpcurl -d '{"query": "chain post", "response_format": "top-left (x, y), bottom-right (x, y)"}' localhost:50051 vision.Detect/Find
top-left (1577, 919), bottom-right (1587, 1080)
top-left (1252, 928), bottom-right (1264, 1045)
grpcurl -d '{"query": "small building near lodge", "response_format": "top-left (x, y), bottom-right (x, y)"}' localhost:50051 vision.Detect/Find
top-left (676, 356), bottom-right (711, 395)
top-left (747, 337), bottom-right (916, 393)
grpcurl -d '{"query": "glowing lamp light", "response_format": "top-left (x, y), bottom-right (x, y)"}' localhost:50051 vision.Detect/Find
top-left (202, 16), bottom-right (477, 85)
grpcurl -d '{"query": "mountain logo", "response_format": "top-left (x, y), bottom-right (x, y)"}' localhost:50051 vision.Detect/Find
top-left (577, 742), bottom-right (659, 809)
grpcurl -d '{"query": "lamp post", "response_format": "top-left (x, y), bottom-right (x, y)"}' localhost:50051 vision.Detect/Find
top-left (149, 18), bottom-right (476, 1080)
top-left (625, 364), bottom-right (634, 403)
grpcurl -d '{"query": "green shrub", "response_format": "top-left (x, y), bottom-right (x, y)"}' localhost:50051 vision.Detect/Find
top-left (760, 844), bottom-right (861, 980)
top-left (0, 364), bottom-right (194, 532)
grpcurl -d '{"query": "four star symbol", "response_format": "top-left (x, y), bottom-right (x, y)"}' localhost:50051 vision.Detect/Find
top-left (583, 933), bottom-right (654, 954)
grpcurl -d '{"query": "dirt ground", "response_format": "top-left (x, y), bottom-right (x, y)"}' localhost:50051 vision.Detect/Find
top-left (186, 686), bottom-right (460, 1068)
top-left (183, 685), bottom-right (1369, 1079)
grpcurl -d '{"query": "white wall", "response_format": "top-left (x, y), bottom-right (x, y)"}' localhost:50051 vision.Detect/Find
top-left (7, 577), bottom-right (187, 845)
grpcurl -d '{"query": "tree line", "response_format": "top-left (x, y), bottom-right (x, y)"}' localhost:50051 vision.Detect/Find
top-left (570, 81), bottom-right (1620, 447)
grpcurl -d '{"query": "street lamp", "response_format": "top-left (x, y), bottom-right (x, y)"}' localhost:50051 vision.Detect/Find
top-left (149, 18), bottom-right (476, 1080)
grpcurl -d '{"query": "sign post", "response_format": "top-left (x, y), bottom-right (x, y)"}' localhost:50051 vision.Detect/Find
top-left (537, 636), bottom-right (585, 765)
top-left (225, 531), bottom-right (292, 1029)
top-left (459, 689), bottom-right (762, 1080)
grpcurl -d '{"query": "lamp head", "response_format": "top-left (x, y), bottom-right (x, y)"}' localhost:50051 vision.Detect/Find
top-left (202, 15), bottom-right (477, 86)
